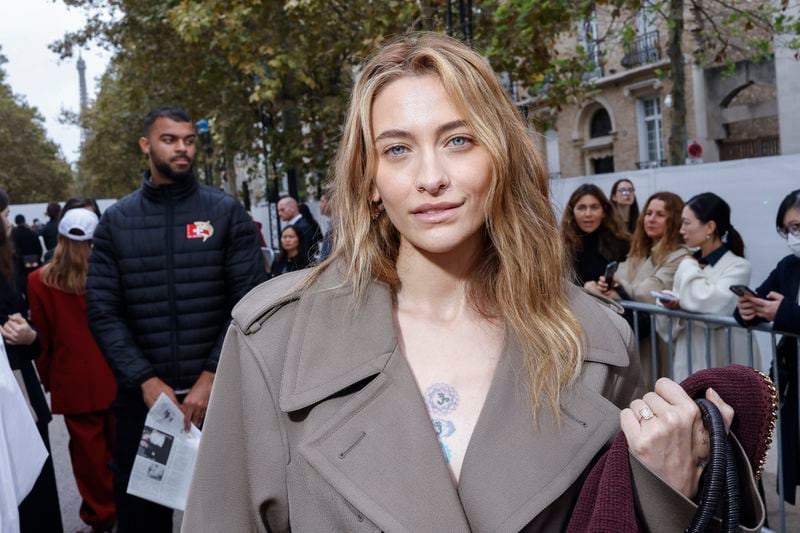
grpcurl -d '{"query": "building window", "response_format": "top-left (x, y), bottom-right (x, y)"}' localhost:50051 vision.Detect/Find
top-left (589, 108), bottom-right (612, 138)
top-left (637, 97), bottom-right (664, 167)
top-left (545, 129), bottom-right (561, 179)
top-left (578, 11), bottom-right (602, 77)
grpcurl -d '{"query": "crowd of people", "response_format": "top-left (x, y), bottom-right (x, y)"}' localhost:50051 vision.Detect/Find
top-left (1, 31), bottom-right (797, 533)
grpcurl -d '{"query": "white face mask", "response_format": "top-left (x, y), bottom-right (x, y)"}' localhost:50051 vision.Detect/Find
top-left (788, 233), bottom-right (800, 258)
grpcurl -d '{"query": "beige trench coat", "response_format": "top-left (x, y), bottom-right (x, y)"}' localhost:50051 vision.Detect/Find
top-left (182, 265), bottom-right (763, 532)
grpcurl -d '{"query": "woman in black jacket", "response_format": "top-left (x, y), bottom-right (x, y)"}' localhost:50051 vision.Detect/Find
top-left (561, 183), bottom-right (630, 285)
top-left (271, 225), bottom-right (310, 276)
top-left (735, 188), bottom-right (800, 505)
top-left (0, 189), bottom-right (63, 532)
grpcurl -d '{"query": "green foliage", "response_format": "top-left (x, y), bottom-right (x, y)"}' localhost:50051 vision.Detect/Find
top-left (0, 48), bottom-right (74, 203)
top-left (58, 0), bottom-right (800, 190)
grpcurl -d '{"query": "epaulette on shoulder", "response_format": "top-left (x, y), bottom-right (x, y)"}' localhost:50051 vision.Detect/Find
top-left (579, 288), bottom-right (625, 315)
top-left (232, 270), bottom-right (312, 335)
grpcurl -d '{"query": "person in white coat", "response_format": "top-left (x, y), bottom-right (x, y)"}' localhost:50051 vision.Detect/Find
top-left (658, 192), bottom-right (757, 381)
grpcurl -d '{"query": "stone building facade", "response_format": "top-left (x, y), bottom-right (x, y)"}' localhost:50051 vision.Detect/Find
top-left (534, 2), bottom-right (782, 179)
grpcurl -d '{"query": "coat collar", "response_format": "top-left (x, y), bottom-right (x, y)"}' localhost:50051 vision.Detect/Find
top-left (280, 267), bottom-right (628, 531)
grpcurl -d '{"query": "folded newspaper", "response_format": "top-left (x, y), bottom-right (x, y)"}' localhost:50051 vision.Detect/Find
top-left (127, 393), bottom-right (201, 510)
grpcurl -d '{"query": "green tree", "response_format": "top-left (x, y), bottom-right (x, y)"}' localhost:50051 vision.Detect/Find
top-left (481, 0), bottom-right (800, 165)
top-left (0, 48), bottom-right (73, 203)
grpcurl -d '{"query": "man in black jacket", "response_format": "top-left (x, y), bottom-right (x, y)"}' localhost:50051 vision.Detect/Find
top-left (87, 107), bottom-right (268, 532)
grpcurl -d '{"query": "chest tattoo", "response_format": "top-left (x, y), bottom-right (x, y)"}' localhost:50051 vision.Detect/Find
top-left (425, 383), bottom-right (459, 464)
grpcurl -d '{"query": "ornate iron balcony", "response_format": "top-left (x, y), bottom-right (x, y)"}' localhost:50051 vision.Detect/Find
top-left (621, 31), bottom-right (661, 69)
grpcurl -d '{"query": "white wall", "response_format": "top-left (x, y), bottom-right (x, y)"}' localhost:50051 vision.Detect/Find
top-left (552, 153), bottom-right (800, 370)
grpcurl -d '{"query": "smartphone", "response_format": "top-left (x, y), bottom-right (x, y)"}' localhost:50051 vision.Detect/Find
top-left (729, 285), bottom-right (758, 297)
top-left (603, 261), bottom-right (618, 282)
top-left (650, 290), bottom-right (678, 302)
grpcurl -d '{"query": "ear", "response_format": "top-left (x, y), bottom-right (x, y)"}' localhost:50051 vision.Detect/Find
top-left (370, 185), bottom-right (381, 204)
top-left (706, 220), bottom-right (717, 235)
top-left (138, 136), bottom-right (150, 156)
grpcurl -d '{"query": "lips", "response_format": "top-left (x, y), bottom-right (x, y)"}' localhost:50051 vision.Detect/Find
top-left (411, 201), bottom-right (463, 223)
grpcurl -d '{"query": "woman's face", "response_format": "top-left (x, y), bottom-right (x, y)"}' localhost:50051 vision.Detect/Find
top-left (782, 207), bottom-right (800, 236)
top-left (281, 228), bottom-right (300, 254)
top-left (573, 194), bottom-right (604, 234)
top-left (679, 206), bottom-right (713, 248)
top-left (371, 74), bottom-right (492, 255)
top-left (613, 181), bottom-right (636, 206)
top-left (643, 199), bottom-right (668, 240)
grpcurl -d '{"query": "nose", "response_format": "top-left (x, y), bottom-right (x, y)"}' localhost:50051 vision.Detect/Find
top-left (414, 152), bottom-right (449, 194)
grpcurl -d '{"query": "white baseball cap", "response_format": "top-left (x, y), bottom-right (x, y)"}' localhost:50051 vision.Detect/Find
top-left (58, 208), bottom-right (99, 241)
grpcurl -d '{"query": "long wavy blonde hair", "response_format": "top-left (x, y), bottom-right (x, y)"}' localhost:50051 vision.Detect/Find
top-left (312, 32), bottom-right (584, 416)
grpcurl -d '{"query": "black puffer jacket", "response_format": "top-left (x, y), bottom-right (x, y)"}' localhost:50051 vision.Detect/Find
top-left (87, 174), bottom-right (268, 391)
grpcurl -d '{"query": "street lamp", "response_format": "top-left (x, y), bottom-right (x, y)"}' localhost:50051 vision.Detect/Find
top-left (196, 118), bottom-right (213, 186)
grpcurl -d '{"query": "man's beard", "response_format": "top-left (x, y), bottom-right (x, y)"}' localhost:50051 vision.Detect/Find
top-left (153, 157), bottom-right (196, 183)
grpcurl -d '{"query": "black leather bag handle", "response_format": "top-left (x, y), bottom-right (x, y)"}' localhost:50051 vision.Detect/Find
top-left (686, 398), bottom-right (740, 533)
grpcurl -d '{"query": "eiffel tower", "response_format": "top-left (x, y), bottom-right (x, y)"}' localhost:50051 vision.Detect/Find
top-left (77, 53), bottom-right (87, 144)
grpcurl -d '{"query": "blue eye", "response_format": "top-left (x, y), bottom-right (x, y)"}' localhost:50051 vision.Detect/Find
top-left (448, 136), bottom-right (470, 147)
top-left (388, 145), bottom-right (407, 156)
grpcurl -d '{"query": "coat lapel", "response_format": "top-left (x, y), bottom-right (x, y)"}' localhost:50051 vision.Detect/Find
top-left (279, 269), bottom-right (471, 532)
top-left (457, 325), bottom-right (628, 532)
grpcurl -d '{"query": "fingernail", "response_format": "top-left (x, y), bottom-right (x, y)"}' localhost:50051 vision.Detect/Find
top-left (709, 387), bottom-right (720, 400)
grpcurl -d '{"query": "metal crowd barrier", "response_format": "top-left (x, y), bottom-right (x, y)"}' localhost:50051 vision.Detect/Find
top-left (619, 300), bottom-right (800, 532)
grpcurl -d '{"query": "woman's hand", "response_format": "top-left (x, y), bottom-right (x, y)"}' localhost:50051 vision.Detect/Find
top-left (659, 290), bottom-right (680, 310)
top-left (585, 276), bottom-right (620, 300)
top-left (0, 313), bottom-right (37, 345)
top-left (621, 378), bottom-right (734, 499)
top-left (736, 294), bottom-right (757, 321)
top-left (753, 291), bottom-right (784, 322)
top-left (738, 292), bottom-right (783, 322)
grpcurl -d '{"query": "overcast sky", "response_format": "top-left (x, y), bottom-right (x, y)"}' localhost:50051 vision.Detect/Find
top-left (1, 0), bottom-right (110, 163)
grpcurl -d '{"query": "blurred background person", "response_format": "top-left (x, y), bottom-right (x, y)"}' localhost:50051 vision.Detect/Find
top-left (735, 188), bottom-right (800, 505)
top-left (0, 188), bottom-right (63, 533)
top-left (271, 225), bottom-right (310, 276)
top-left (39, 201), bottom-right (62, 252)
top-left (298, 202), bottom-right (322, 260)
top-left (318, 186), bottom-right (334, 261)
top-left (44, 198), bottom-right (101, 264)
top-left (658, 192), bottom-right (754, 381)
top-left (610, 178), bottom-right (639, 234)
top-left (28, 207), bottom-right (117, 533)
top-left (561, 183), bottom-right (629, 285)
top-left (585, 191), bottom-right (689, 385)
top-left (12, 214), bottom-right (43, 282)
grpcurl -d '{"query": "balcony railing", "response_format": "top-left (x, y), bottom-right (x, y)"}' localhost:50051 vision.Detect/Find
top-left (720, 136), bottom-right (780, 161)
top-left (621, 30), bottom-right (661, 69)
top-left (636, 158), bottom-right (666, 169)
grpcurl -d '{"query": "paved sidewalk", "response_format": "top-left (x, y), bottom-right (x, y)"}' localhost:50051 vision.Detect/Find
top-left (51, 414), bottom-right (182, 532)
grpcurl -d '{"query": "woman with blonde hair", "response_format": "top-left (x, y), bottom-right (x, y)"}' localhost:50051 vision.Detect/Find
top-left (586, 191), bottom-right (690, 384)
top-left (28, 206), bottom-right (117, 532)
top-left (183, 34), bottom-right (758, 531)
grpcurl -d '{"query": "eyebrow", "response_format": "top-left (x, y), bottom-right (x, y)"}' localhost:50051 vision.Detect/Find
top-left (374, 120), bottom-right (469, 143)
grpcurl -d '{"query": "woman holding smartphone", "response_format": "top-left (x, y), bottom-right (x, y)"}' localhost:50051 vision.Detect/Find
top-left (658, 192), bottom-right (755, 381)
top-left (561, 184), bottom-right (630, 285)
top-left (183, 33), bottom-right (759, 531)
top-left (735, 188), bottom-right (800, 505)
top-left (585, 192), bottom-right (690, 385)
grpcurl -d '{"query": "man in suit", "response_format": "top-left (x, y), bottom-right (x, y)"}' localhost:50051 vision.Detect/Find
top-left (277, 196), bottom-right (319, 258)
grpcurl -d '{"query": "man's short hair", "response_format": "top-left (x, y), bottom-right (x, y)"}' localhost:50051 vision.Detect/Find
top-left (143, 107), bottom-right (193, 137)
top-left (46, 202), bottom-right (61, 219)
top-left (14, 214), bottom-right (25, 225)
